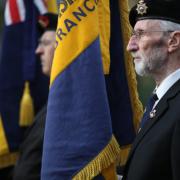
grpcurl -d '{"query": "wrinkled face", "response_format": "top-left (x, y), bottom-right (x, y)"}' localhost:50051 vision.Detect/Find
top-left (127, 20), bottom-right (169, 76)
top-left (36, 31), bottom-right (56, 76)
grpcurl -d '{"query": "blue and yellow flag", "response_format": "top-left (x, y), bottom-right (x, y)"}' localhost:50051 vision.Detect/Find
top-left (0, 0), bottom-right (50, 169)
top-left (42, 0), bottom-right (142, 179)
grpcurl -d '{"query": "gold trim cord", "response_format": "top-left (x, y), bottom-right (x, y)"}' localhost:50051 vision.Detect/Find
top-left (118, 0), bottom-right (143, 132)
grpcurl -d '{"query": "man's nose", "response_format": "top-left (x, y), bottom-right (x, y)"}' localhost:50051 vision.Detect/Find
top-left (35, 45), bottom-right (43, 55)
top-left (126, 37), bottom-right (138, 52)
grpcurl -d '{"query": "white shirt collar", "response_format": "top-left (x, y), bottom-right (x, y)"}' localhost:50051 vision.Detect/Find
top-left (156, 69), bottom-right (180, 101)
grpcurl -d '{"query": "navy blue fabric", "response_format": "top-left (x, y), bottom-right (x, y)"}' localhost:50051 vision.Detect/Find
top-left (0, 87), bottom-right (24, 151)
top-left (42, 38), bottom-right (112, 180)
top-left (0, 23), bottom-right (24, 89)
top-left (105, 0), bottom-right (136, 146)
top-left (140, 93), bottom-right (158, 128)
top-left (22, 1), bottom-right (38, 81)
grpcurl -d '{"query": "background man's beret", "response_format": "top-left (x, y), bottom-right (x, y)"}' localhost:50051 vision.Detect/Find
top-left (38, 13), bottom-right (58, 33)
top-left (129, 0), bottom-right (180, 27)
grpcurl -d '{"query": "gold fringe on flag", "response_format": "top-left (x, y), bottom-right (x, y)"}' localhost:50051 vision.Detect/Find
top-left (19, 81), bottom-right (34, 127)
top-left (73, 136), bottom-right (120, 180)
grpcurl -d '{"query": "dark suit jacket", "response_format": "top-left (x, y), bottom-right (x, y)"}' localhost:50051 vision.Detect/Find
top-left (123, 79), bottom-right (180, 180)
top-left (13, 106), bottom-right (46, 180)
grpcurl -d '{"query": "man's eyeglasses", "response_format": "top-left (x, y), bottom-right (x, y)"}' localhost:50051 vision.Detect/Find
top-left (131, 30), bottom-right (174, 39)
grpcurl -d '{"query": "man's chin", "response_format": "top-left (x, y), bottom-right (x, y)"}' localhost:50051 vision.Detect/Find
top-left (134, 62), bottom-right (148, 77)
top-left (135, 67), bottom-right (147, 77)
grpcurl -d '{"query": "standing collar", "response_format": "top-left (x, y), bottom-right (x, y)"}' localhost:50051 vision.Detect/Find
top-left (156, 69), bottom-right (180, 101)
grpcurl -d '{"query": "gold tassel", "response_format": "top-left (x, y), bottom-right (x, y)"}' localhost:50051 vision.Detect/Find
top-left (19, 82), bottom-right (34, 127)
top-left (0, 152), bottom-right (19, 169)
top-left (118, 145), bottom-right (131, 166)
top-left (102, 163), bottom-right (118, 180)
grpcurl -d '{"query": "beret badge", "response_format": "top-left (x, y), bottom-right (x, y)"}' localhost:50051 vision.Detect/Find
top-left (136, 0), bottom-right (148, 15)
top-left (38, 15), bottom-right (50, 29)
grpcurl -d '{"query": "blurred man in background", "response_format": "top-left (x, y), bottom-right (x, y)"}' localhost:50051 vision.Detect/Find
top-left (0, 1), bottom-right (51, 179)
top-left (13, 13), bottom-right (57, 180)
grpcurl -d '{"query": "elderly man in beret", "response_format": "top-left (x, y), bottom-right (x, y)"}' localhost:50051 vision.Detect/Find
top-left (123, 0), bottom-right (180, 180)
top-left (13, 13), bottom-right (57, 180)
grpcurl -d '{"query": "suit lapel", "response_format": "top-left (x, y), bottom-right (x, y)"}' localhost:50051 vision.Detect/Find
top-left (125, 79), bottom-right (180, 167)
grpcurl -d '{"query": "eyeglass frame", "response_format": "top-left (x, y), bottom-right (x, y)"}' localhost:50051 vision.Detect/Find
top-left (130, 30), bottom-right (175, 40)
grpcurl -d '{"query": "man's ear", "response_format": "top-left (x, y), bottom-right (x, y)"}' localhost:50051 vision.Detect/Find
top-left (168, 31), bottom-right (180, 53)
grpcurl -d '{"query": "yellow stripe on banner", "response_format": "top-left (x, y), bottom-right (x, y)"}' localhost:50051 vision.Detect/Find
top-left (51, 0), bottom-right (110, 85)
top-left (51, 0), bottom-right (99, 85)
top-left (46, 0), bottom-right (58, 14)
top-left (0, 115), bottom-right (9, 155)
top-left (98, 0), bottom-right (110, 75)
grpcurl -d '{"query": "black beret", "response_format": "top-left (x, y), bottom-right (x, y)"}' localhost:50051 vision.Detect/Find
top-left (129, 0), bottom-right (180, 27)
top-left (38, 13), bottom-right (58, 33)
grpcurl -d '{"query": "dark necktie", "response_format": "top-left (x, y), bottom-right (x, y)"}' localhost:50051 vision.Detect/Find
top-left (140, 93), bottom-right (158, 128)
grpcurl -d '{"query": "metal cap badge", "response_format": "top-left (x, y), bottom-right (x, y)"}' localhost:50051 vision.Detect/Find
top-left (136, 0), bottom-right (148, 15)
top-left (129, 0), bottom-right (180, 27)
